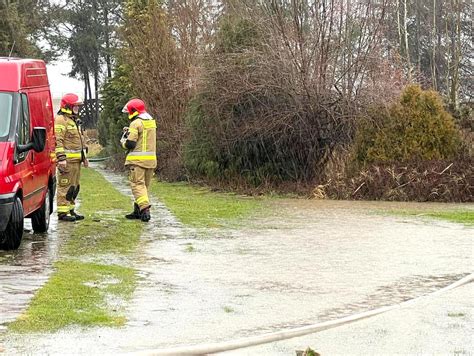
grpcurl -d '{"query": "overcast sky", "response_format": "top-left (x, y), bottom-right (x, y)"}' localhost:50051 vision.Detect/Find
top-left (46, 58), bottom-right (91, 100)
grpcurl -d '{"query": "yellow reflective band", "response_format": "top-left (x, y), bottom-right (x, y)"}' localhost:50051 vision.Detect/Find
top-left (66, 153), bottom-right (81, 159)
top-left (57, 206), bottom-right (70, 213)
top-left (61, 108), bottom-right (72, 115)
top-left (129, 111), bottom-right (139, 120)
top-left (55, 147), bottom-right (65, 153)
top-left (129, 128), bottom-right (138, 134)
top-left (126, 155), bottom-right (156, 161)
top-left (142, 120), bottom-right (156, 129)
top-left (136, 196), bottom-right (149, 205)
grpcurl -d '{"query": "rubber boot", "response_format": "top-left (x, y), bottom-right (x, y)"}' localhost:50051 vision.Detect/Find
top-left (140, 207), bottom-right (151, 222)
top-left (125, 203), bottom-right (141, 220)
top-left (58, 213), bottom-right (76, 222)
top-left (70, 210), bottom-right (85, 220)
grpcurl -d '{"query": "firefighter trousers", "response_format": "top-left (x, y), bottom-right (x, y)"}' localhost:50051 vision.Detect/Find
top-left (57, 161), bottom-right (82, 215)
top-left (128, 165), bottom-right (153, 210)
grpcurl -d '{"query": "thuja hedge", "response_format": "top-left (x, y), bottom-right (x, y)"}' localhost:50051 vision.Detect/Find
top-left (354, 85), bottom-right (462, 165)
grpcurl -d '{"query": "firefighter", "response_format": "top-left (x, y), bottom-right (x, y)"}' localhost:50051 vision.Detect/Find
top-left (55, 93), bottom-right (88, 222)
top-left (121, 98), bottom-right (157, 222)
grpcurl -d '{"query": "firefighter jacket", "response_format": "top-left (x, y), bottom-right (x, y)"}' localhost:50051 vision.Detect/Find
top-left (54, 113), bottom-right (86, 163)
top-left (124, 114), bottom-right (157, 169)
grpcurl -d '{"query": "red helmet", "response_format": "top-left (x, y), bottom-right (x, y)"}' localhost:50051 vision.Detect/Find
top-left (122, 98), bottom-right (147, 119)
top-left (60, 93), bottom-right (83, 109)
top-left (60, 93), bottom-right (83, 115)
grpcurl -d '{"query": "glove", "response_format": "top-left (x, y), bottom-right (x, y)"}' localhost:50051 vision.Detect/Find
top-left (57, 160), bottom-right (67, 173)
top-left (120, 127), bottom-right (129, 148)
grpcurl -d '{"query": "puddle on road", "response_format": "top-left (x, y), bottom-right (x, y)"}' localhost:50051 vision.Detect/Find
top-left (1, 166), bottom-right (472, 354)
top-left (0, 214), bottom-right (64, 331)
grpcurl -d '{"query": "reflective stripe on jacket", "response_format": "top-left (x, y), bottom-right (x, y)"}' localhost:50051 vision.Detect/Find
top-left (124, 116), bottom-right (157, 169)
top-left (54, 114), bottom-right (86, 162)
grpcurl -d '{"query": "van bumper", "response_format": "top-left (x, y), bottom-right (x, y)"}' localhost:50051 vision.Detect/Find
top-left (0, 193), bottom-right (15, 232)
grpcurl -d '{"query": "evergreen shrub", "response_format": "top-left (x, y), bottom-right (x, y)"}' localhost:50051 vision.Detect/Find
top-left (354, 85), bottom-right (462, 164)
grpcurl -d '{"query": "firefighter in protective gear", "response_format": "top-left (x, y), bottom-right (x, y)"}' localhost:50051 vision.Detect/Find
top-left (121, 98), bottom-right (157, 222)
top-left (55, 93), bottom-right (88, 222)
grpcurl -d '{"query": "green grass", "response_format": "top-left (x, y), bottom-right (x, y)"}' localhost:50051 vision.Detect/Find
top-left (9, 261), bottom-right (135, 332)
top-left (149, 181), bottom-right (264, 228)
top-left (422, 211), bottom-right (474, 225)
top-left (9, 168), bottom-right (143, 332)
top-left (65, 169), bottom-right (143, 255)
top-left (448, 312), bottom-right (466, 318)
top-left (184, 243), bottom-right (196, 253)
top-left (223, 306), bottom-right (234, 313)
top-left (392, 209), bottom-right (474, 225)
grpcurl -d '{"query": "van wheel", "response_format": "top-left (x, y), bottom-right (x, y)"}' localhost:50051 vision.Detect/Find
top-left (31, 188), bottom-right (50, 233)
top-left (0, 197), bottom-right (24, 250)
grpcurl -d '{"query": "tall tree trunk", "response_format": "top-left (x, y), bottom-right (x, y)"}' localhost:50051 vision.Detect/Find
top-left (450, 0), bottom-right (461, 108)
top-left (397, 0), bottom-right (403, 56)
top-left (87, 73), bottom-right (93, 104)
top-left (83, 74), bottom-right (88, 104)
top-left (345, 0), bottom-right (353, 96)
top-left (436, 1), bottom-right (443, 90)
top-left (431, 0), bottom-right (437, 90)
top-left (94, 68), bottom-right (99, 125)
top-left (415, 1), bottom-right (421, 71)
top-left (403, 0), bottom-right (411, 80)
top-left (104, 1), bottom-right (112, 78)
top-left (445, 12), bottom-right (451, 98)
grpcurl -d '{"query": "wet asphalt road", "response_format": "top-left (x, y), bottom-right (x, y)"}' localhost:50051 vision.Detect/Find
top-left (0, 215), bottom-right (61, 332)
top-left (0, 167), bottom-right (472, 354)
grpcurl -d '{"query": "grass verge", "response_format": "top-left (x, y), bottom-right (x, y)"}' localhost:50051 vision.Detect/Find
top-left (9, 261), bottom-right (135, 332)
top-left (392, 209), bottom-right (474, 225)
top-left (9, 168), bottom-right (143, 332)
top-left (149, 181), bottom-right (265, 227)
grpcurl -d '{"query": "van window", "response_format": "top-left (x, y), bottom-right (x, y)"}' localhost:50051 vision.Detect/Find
top-left (14, 94), bottom-right (31, 162)
top-left (0, 92), bottom-right (13, 141)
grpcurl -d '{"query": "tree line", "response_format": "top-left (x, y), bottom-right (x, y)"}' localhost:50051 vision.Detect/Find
top-left (1, 0), bottom-right (472, 200)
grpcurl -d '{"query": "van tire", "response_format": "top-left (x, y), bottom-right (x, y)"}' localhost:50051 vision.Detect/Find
top-left (0, 197), bottom-right (24, 250)
top-left (31, 188), bottom-right (50, 233)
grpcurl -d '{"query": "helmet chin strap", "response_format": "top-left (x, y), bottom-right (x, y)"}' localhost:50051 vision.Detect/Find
top-left (129, 111), bottom-right (139, 120)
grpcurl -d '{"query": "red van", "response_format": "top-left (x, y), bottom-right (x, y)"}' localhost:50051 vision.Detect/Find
top-left (0, 58), bottom-right (56, 250)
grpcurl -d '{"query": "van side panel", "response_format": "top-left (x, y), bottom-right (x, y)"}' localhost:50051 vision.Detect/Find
top-left (22, 88), bottom-right (55, 213)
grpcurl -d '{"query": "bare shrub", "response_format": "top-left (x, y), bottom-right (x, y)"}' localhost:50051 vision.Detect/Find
top-left (186, 1), bottom-right (403, 185)
top-left (324, 159), bottom-right (473, 202)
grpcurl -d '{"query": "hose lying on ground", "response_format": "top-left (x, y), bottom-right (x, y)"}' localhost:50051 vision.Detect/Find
top-left (87, 157), bottom-right (111, 162)
top-left (136, 273), bottom-right (474, 356)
